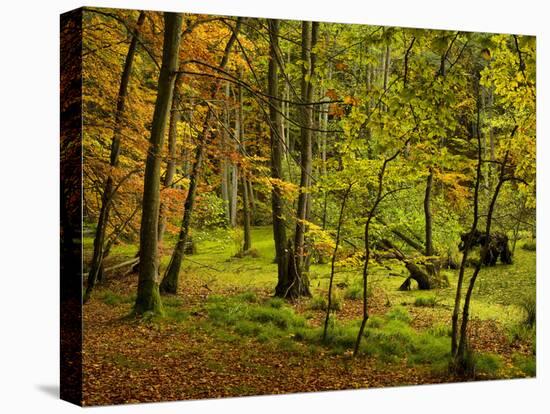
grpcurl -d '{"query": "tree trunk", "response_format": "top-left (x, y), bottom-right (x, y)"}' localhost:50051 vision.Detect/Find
top-left (158, 75), bottom-right (182, 244)
top-left (160, 18), bottom-right (243, 294)
top-left (291, 21), bottom-right (318, 296)
top-left (424, 167), bottom-right (434, 256)
top-left (451, 86), bottom-right (483, 357)
top-left (221, 83), bottom-right (231, 225)
top-left (247, 178), bottom-right (256, 222)
top-left (85, 11), bottom-right (145, 302)
top-left (134, 12), bottom-right (183, 315)
top-left (242, 174), bottom-right (252, 252)
top-left (268, 20), bottom-right (292, 298)
top-left (323, 184), bottom-right (352, 341)
top-left (455, 149), bottom-right (512, 371)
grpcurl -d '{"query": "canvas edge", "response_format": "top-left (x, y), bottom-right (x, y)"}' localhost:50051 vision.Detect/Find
top-left (60, 7), bottom-right (84, 407)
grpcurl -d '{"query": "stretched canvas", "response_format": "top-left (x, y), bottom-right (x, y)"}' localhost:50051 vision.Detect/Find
top-left (60, 6), bottom-right (536, 406)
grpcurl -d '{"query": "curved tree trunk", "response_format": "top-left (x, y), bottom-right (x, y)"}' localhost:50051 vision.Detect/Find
top-left (85, 11), bottom-right (145, 302)
top-left (134, 12), bottom-right (183, 315)
top-left (160, 18), bottom-right (243, 294)
top-left (158, 75), bottom-right (182, 244)
top-left (268, 19), bottom-right (291, 297)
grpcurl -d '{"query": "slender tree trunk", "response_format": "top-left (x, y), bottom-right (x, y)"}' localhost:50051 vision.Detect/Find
top-left (293, 21), bottom-right (318, 292)
top-left (451, 89), bottom-right (483, 355)
top-left (455, 149), bottom-right (513, 370)
top-left (158, 75), bottom-right (182, 244)
top-left (247, 179), bottom-right (256, 222)
top-left (323, 184), bottom-right (352, 341)
top-left (286, 43), bottom-right (293, 153)
top-left (160, 18), bottom-right (243, 294)
top-left (221, 83), bottom-right (231, 225)
top-left (268, 20), bottom-right (291, 297)
top-left (237, 76), bottom-right (251, 251)
top-left (242, 174), bottom-right (252, 251)
top-left (424, 167), bottom-right (434, 256)
top-left (134, 12), bottom-right (183, 315)
top-left (230, 163), bottom-right (238, 228)
top-left (354, 142), bottom-right (408, 356)
top-left (85, 11), bottom-right (145, 302)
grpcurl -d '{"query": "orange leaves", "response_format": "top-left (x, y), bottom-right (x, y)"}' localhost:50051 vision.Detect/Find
top-left (343, 95), bottom-right (359, 106)
top-left (334, 61), bottom-right (348, 71)
top-left (326, 89), bottom-right (339, 100)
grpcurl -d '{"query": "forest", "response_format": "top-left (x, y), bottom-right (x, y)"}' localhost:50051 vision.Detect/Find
top-left (78, 7), bottom-right (536, 405)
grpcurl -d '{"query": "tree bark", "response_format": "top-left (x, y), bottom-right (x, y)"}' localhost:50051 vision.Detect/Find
top-left (354, 142), bottom-right (408, 356)
top-left (158, 74), bottom-right (182, 244)
top-left (323, 184), bottom-right (352, 341)
top-left (268, 20), bottom-right (291, 297)
top-left (424, 167), bottom-right (434, 256)
top-left (291, 21), bottom-right (318, 295)
top-left (85, 11), bottom-right (145, 302)
top-left (242, 174), bottom-right (252, 251)
top-left (455, 148), bottom-right (513, 371)
top-left (134, 12), bottom-right (183, 315)
top-left (160, 18), bottom-right (243, 294)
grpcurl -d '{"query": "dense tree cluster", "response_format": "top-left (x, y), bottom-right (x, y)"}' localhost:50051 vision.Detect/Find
top-left (82, 8), bottom-right (535, 371)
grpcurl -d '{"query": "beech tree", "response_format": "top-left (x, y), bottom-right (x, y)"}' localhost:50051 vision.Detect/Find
top-left (134, 12), bottom-right (183, 315)
top-left (84, 11), bottom-right (145, 302)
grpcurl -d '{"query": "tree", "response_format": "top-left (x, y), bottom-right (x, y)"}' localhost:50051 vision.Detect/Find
top-left (133, 12), bottom-right (183, 315)
top-left (158, 74), bottom-right (182, 244)
top-left (274, 21), bottom-right (319, 299)
top-left (268, 19), bottom-right (291, 298)
top-left (160, 18), bottom-right (243, 294)
top-left (84, 11), bottom-right (145, 302)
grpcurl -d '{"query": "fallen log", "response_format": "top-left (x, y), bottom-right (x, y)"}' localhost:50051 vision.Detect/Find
top-left (83, 257), bottom-right (139, 278)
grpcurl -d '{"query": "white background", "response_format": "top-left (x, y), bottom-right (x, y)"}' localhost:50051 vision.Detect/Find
top-left (0, 0), bottom-right (548, 412)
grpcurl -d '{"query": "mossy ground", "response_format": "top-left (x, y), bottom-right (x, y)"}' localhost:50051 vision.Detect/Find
top-left (83, 226), bottom-right (536, 405)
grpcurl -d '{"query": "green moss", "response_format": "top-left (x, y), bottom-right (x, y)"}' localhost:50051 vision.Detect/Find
top-left (308, 292), bottom-right (343, 311)
top-left (474, 353), bottom-right (503, 377)
top-left (512, 353), bottom-right (536, 377)
top-left (386, 306), bottom-right (412, 323)
top-left (413, 295), bottom-right (438, 307)
top-left (99, 290), bottom-right (134, 306)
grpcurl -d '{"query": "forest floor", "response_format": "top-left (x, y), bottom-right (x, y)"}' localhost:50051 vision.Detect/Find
top-left (82, 227), bottom-right (536, 406)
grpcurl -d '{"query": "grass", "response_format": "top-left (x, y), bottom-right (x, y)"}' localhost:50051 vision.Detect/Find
top-left (413, 295), bottom-right (438, 307)
top-left (512, 353), bottom-right (536, 377)
top-left (518, 295), bottom-right (536, 328)
top-left (84, 227), bottom-right (536, 381)
top-left (472, 353), bottom-right (504, 377)
top-left (308, 292), bottom-right (343, 311)
top-left (99, 290), bottom-right (135, 306)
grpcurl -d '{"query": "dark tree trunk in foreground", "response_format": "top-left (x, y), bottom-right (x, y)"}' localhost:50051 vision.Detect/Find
top-left (268, 20), bottom-right (291, 298)
top-left (424, 167), bottom-right (434, 256)
top-left (85, 11), bottom-right (145, 302)
top-left (158, 75), bottom-right (182, 244)
top-left (292, 21), bottom-right (318, 291)
top-left (276, 21), bottom-right (318, 299)
top-left (160, 18), bottom-right (242, 294)
top-left (133, 12), bottom-right (183, 315)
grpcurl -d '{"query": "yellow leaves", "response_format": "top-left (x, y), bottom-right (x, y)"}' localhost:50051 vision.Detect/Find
top-left (480, 48), bottom-right (492, 61)
top-left (258, 177), bottom-right (299, 201)
top-left (343, 95), bottom-right (359, 106)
